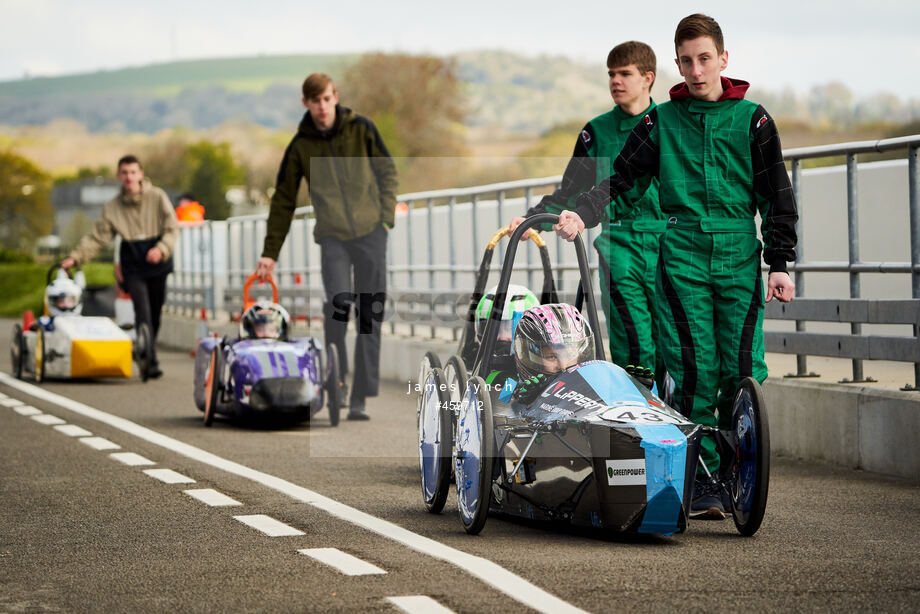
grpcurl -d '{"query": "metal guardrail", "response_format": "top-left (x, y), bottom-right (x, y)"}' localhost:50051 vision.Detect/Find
top-left (166, 134), bottom-right (920, 389)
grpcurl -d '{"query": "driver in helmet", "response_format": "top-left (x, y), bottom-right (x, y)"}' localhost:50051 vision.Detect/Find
top-left (240, 301), bottom-right (291, 340)
top-left (511, 303), bottom-right (596, 404)
top-left (45, 277), bottom-right (84, 318)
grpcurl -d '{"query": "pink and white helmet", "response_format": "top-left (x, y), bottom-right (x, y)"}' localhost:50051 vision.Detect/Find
top-left (513, 303), bottom-right (594, 380)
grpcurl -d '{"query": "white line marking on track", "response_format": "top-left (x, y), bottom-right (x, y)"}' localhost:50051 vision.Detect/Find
top-left (79, 436), bottom-right (121, 450)
top-left (386, 596), bottom-right (456, 614)
top-left (109, 452), bottom-right (155, 466)
top-left (184, 488), bottom-right (242, 507)
top-left (0, 392), bottom-right (8, 398)
top-left (298, 548), bottom-right (387, 576)
top-left (54, 424), bottom-right (94, 437)
top-left (1, 398), bottom-right (24, 407)
top-left (13, 406), bottom-right (41, 416)
top-left (143, 468), bottom-right (195, 484)
top-left (32, 414), bottom-right (66, 425)
top-left (0, 372), bottom-right (588, 614)
top-left (234, 514), bottom-right (304, 537)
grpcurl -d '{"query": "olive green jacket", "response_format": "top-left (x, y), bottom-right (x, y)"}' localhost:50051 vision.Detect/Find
top-left (262, 105), bottom-right (398, 258)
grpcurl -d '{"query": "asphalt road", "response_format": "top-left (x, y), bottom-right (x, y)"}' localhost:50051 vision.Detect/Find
top-left (1, 322), bottom-right (918, 613)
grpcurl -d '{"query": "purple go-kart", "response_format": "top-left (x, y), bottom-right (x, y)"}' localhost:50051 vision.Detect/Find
top-left (193, 274), bottom-right (342, 427)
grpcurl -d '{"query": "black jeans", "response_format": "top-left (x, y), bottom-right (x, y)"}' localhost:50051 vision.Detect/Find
top-left (320, 225), bottom-right (388, 402)
top-left (122, 273), bottom-right (169, 367)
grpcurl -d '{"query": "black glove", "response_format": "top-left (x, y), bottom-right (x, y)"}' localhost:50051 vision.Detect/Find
top-left (513, 373), bottom-right (550, 405)
top-left (625, 365), bottom-right (655, 391)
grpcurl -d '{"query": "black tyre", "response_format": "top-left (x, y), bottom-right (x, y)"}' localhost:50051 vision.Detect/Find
top-left (326, 344), bottom-right (342, 427)
top-left (203, 345), bottom-right (223, 427)
top-left (418, 367), bottom-right (452, 513)
top-left (729, 377), bottom-right (770, 536)
top-left (34, 328), bottom-right (45, 383)
top-left (10, 324), bottom-right (24, 379)
top-left (442, 354), bottom-right (468, 479)
top-left (134, 322), bottom-right (153, 382)
top-left (455, 376), bottom-right (494, 535)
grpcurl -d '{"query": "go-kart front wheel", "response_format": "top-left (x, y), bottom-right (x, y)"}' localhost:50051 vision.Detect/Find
top-left (455, 376), bottom-right (494, 535)
top-left (10, 324), bottom-right (24, 379)
top-left (418, 367), bottom-right (452, 513)
top-left (729, 377), bottom-right (770, 536)
top-left (325, 344), bottom-right (342, 427)
top-left (203, 345), bottom-right (224, 427)
top-left (133, 322), bottom-right (153, 382)
top-left (34, 328), bottom-right (45, 383)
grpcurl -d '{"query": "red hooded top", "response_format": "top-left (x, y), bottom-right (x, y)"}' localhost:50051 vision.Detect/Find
top-left (669, 77), bottom-right (750, 101)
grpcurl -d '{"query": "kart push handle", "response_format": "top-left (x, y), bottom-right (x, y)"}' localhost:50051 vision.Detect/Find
top-left (243, 273), bottom-right (279, 312)
top-left (487, 225), bottom-right (547, 249)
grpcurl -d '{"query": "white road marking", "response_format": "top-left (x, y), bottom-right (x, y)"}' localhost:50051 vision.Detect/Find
top-left (110, 452), bottom-right (155, 466)
top-left (32, 414), bottom-right (66, 425)
top-left (184, 488), bottom-right (242, 507)
top-left (386, 596), bottom-right (455, 614)
top-left (298, 548), bottom-right (387, 576)
top-left (54, 424), bottom-right (94, 437)
top-left (1, 398), bottom-right (24, 407)
top-left (79, 437), bottom-right (121, 451)
top-left (234, 514), bottom-right (304, 537)
top-left (143, 468), bottom-right (195, 484)
top-left (0, 372), bottom-right (588, 614)
top-left (14, 405), bottom-right (42, 416)
top-left (0, 392), bottom-right (8, 398)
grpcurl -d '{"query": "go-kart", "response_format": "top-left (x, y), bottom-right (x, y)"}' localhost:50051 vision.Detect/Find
top-left (193, 274), bottom-right (341, 426)
top-left (416, 215), bottom-right (770, 537)
top-left (9, 264), bottom-right (153, 382)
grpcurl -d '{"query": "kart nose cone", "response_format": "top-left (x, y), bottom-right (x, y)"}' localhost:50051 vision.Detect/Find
top-left (250, 377), bottom-right (316, 412)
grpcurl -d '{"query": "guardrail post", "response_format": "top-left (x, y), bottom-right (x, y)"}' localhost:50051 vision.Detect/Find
top-left (786, 158), bottom-right (818, 378)
top-left (427, 197), bottom-right (435, 339)
top-left (908, 145), bottom-right (920, 390)
top-left (448, 195), bottom-right (457, 341)
top-left (842, 153), bottom-right (873, 383)
top-left (524, 187), bottom-right (534, 292)
top-left (406, 198), bottom-right (415, 338)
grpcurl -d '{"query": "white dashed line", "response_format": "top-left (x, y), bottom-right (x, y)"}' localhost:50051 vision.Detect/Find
top-left (183, 488), bottom-right (242, 507)
top-left (1, 398), bottom-right (24, 407)
top-left (0, 372), bottom-right (587, 614)
top-left (234, 514), bottom-right (304, 537)
top-left (298, 548), bottom-right (386, 576)
top-left (143, 468), bottom-right (195, 484)
top-left (0, 392), bottom-right (8, 398)
top-left (32, 414), bottom-right (66, 425)
top-left (13, 406), bottom-right (41, 416)
top-left (109, 452), bottom-right (155, 466)
top-left (386, 596), bottom-right (456, 614)
top-left (79, 436), bottom-right (121, 450)
top-left (54, 424), bottom-right (94, 437)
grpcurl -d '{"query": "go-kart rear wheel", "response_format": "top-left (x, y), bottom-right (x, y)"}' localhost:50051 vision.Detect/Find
top-left (134, 322), bottom-right (153, 382)
top-left (34, 328), bottom-right (45, 383)
top-left (729, 377), bottom-right (770, 536)
top-left (325, 344), bottom-right (342, 427)
top-left (10, 324), bottom-right (24, 379)
top-left (455, 376), bottom-right (494, 535)
top-left (418, 367), bottom-right (452, 513)
top-left (203, 345), bottom-right (223, 427)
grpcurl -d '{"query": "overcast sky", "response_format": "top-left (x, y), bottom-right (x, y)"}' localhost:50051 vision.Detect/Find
top-left (1, 0), bottom-right (917, 99)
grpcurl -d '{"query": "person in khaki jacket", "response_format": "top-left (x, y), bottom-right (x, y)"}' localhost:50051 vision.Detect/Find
top-left (62, 154), bottom-right (179, 379)
top-left (255, 73), bottom-right (397, 421)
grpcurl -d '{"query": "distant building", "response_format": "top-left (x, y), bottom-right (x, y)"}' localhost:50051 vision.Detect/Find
top-left (51, 177), bottom-right (120, 237)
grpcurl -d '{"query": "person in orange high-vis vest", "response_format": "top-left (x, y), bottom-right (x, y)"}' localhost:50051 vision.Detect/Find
top-left (175, 193), bottom-right (205, 225)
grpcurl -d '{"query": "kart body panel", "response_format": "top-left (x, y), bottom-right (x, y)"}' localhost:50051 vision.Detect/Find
top-left (489, 361), bottom-right (701, 535)
top-left (21, 316), bottom-right (132, 379)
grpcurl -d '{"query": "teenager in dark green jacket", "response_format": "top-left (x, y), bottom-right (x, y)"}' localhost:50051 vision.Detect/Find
top-left (554, 14), bottom-right (798, 519)
top-left (511, 42), bottom-right (664, 387)
top-left (256, 73), bottom-right (398, 420)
